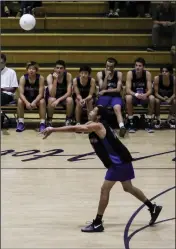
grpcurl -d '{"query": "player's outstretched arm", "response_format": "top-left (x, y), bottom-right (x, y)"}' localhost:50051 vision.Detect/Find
top-left (40, 123), bottom-right (102, 139)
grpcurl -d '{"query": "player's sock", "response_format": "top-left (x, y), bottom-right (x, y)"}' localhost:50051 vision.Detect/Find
top-left (40, 119), bottom-right (45, 124)
top-left (94, 214), bottom-right (103, 225)
top-left (119, 122), bottom-right (124, 128)
top-left (19, 118), bottom-right (24, 123)
top-left (144, 199), bottom-right (154, 211)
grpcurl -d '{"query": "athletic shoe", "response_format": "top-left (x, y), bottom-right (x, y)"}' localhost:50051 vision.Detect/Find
top-left (149, 204), bottom-right (162, 226)
top-left (128, 120), bottom-right (136, 133)
top-left (119, 126), bottom-right (126, 137)
top-left (39, 123), bottom-right (46, 132)
top-left (81, 220), bottom-right (104, 232)
top-left (16, 122), bottom-right (25, 132)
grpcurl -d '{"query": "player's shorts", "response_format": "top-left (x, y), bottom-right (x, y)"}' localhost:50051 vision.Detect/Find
top-left (24, 94), bottom-right (37, 104)
top-left (105, 162), bottom-right (135, 182)
top-left (132, 96), bottom-right (149, 108)
top-left (96, 96), bottom-right (123, 107)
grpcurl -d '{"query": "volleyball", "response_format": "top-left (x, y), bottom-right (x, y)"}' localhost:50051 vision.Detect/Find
top-left (19, 14), bottom-right (36, 31)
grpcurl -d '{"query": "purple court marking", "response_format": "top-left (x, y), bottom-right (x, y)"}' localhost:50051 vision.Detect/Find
top-left (128, 217), bottom-right (175, 242)
top-left (124, 186), bottom-right (176, 249)
top-left (132, 150), bottom-right (175, 161)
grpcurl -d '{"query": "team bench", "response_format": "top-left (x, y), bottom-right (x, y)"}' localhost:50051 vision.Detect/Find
top-left (1, 102), bottom-right (66, 124)
top-left (1, 101), bottom-right (171, 125)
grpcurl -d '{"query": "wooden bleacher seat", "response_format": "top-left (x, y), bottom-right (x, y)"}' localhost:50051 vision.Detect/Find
top-left (32, 7), bottom-right (46, 17)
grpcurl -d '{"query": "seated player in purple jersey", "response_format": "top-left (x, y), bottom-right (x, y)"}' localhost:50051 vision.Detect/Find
top-left (46, 60), bottom-right (74, 126)
top-left (125, 57), bottom-right (155, 133)
top-left (96, 58), bottom-right (126, 138)
top-left (16, 61), bottom-right (46, 132)
top-left (40, 105), bottom-right (162, 233)
top-left (73, 65), bottom-right (96, 125)
top-left (154, 64), bottom-right (175, 129)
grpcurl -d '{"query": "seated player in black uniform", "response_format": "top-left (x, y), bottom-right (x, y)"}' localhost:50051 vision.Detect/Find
top-left (96, 58), bottom-right (126, 138)
top-left (40, 105), bottom-right (162, 233)
top-left (73, 65), bottom-right (96, 125)
top-left (154, 64), bottom-right (175, 129)
top-left (16, 61), bottom-right (46, 132)
top-left (125, 57), bottom-right (155, 133)
top-left (46, 60), bottom-right (74, 126)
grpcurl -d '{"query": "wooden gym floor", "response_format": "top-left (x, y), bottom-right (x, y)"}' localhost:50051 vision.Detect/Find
top-left (1, 128), bottom-right (175, 249)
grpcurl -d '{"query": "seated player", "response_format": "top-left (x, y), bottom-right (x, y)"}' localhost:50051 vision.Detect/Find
top-left (1, 53), bottom-right (18, 127)
top-left (16, 61), bottom-right (46, 132)
top-left (96, 58), bottom-right (126, 138)
top-left (154, 64), bottom-right (175, 129)
top-left (1, 53), bottom-right (18, 106)
top-left (46, 60), bottom-right (74, 126)
top-left (125, 57), bottom-right (155, 133)
top-left (73, 65), bottom-right (96, 125)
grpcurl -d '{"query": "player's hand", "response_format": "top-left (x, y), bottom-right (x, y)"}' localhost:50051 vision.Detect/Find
top-left (135, 93), bottom-right (143, 99)
top-left (77, 95), bottom-right (82, 102)
top-left (99, 90), bottom-right (106, 96)
top-left (40, 127), bottom-right (54, 139)
top-left (165, 98), bottom-right (172, 104)
top-left (80, 99), bottom-right (86, 106)
top-left (164, 96), bottom-right (169, 101)
top-left (26, 102), bottom-right (32, 110)
top-left (140, 94), bottom-right (147, 100)
top-left (31, 102), bottom-right (37, 109)
top-left (51, 100), bottom-right (59, 107)
top-left (105, 70), bottom-right (111, 78)
top-left (53, 72), bottom-right (59, 80)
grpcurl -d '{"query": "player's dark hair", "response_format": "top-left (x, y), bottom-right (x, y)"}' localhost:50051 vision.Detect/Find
top-left (97, 105), bottom-right (113, 127)
top-left (1, 53), bottom-right (7, 63)
top-left (79, 65), bottom-right (92, 75)
top-left (55, 60), bottom-right (66, 68)
top-left (160, 64), bottom-right (173, 74)
top-left (26, 61), bottom-right (39, 71)
top-left (106, 57), bottom-right (118, 67)
top-left (134, 57), bottom-right (146, 66)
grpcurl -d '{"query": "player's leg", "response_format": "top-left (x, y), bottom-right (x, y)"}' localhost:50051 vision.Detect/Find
top-left (121, 179), bottom-right (162, 226)
top-left (125, 95), bottom-right (137, 133)
top-left (75, 98), bottom-right (82, 125)
top-left (16, 98), bottom-right (25, 132)
top-left (65, 96), bottom-right (74, 126)
top-left (86, 98), bottom-right (94, 113)
top-left (47, 97), bottom-right (56, 126)
top-left (144, 95), bottom-right (155, 133)
top-left (38, 98), bottom-right (46, 132)
top-left (167, 98), bottom-right (175, 129)
top-left (81, 180), bottom-right (116, 232)
top-left (112, 97), bottom-right (126, 137)
top-left (155, 98), bottom-right (161, 129)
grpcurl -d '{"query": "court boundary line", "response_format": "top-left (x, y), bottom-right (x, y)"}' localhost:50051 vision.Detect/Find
top-left (124, 186), bottom-right (176, 249)
top-left (128, 217), bottom-right (175, 242)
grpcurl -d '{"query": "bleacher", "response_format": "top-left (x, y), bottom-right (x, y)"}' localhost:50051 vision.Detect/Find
top-left (1, 1), bottom-right (174, 124)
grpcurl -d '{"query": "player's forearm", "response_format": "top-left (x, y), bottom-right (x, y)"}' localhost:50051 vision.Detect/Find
top-left (85, 94), bottom-right (92, 101)
top-left (1, 87), bottom-right (16, 93)
top-left (49, 87), bottom-right (57, 97)
top-left (19, 94), bottom-right (29, 105)
top-left (101, 78), bottom-right (108, 90)
top-left (49, 80), bottom-right (57, 97)
top-left (52, 125), bottom-right (88, 133)
top-left (104, 89), bottom-right (119, 93)
top-left (169, 94), bottom-right (175, 101)
top-left (127, 88), bottom-right (136, 96)
top-left (58, 92), bottom-right (70, 102)
top-left (155, 93), bottom-right (165, 101)
top-left (33, 94), bottom-right (43, 104)
top-left (144, 90), bottom-right (152, 97)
